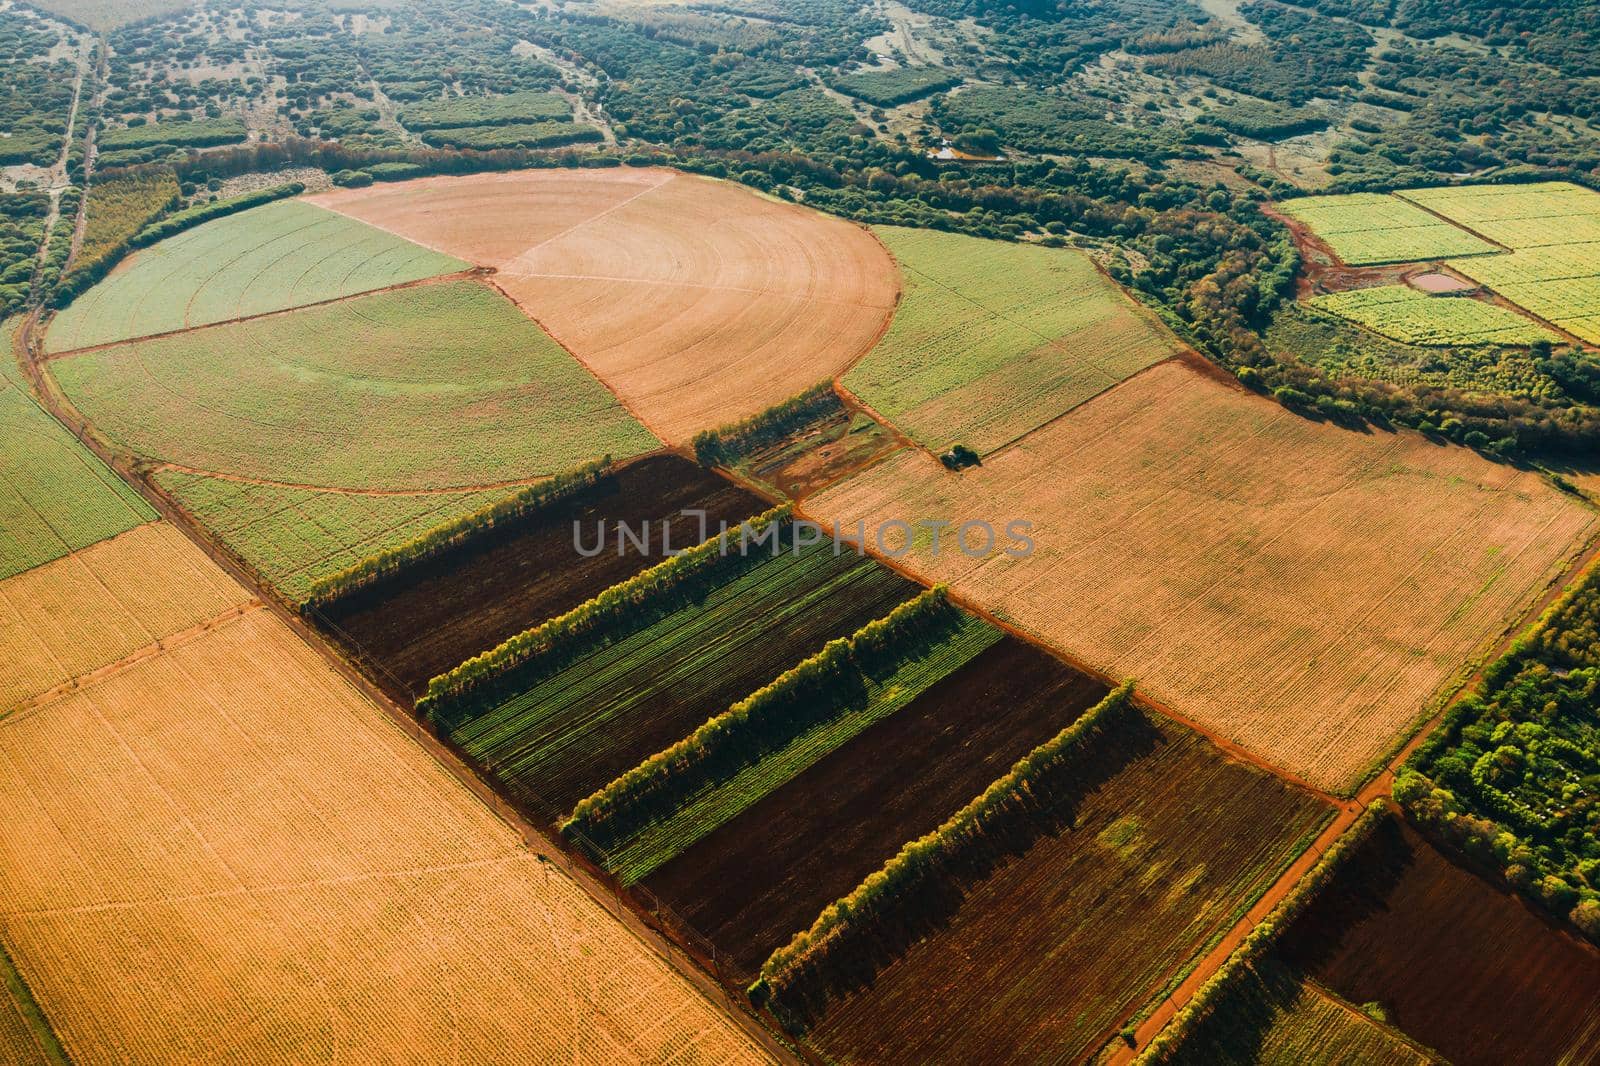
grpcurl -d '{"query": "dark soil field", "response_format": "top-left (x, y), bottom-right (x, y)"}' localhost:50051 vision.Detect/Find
top-left (739, 410), bottom-right (903, 499)
top-left (803, 713), bottom-right (1332, 1066)
top-left (450, 547), bottom-right (919, 822)
top-left (641, 637), bottom-right (1109, 977)
top-left (315, 454), bottom-right (765, 698)
top-left (1278, 816), bottom-right (1600, 1066)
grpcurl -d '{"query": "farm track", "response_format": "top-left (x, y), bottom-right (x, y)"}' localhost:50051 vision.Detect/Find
top-left (7, 309), bottom-right (800, 1066)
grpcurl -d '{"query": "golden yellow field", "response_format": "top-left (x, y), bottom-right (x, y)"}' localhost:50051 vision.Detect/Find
top-left (0, 522), bottom-right (252, 713)
top-left (810, 360), bottom-right (1596, 793)
top-left (0, 529), bottom-right (767, 1064)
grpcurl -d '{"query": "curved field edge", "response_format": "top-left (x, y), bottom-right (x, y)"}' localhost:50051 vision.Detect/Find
top-left (47, 280), bottom-right (659, 491)
top-left (842, 226), bottom-right (1181, 455)
top-left (43, 199), bottom-right (470, 353)
top-left (809, 359), bottom-right (1600, 795)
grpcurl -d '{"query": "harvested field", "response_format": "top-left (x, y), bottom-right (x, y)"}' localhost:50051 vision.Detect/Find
top-left (0, 522), bottom-right (251, 713)
top-left (309, 168), bottom-right (899, 442)
top-left (809, 359), bottom-right (1597, 793)
top-left (803, 711), bottom-right (1331, 1065)
top-left (152, 470), bottom-right (513, 604)
top-left (0, 376), bottom-right (154, 581)
top-left (1154, 955), bottom-right (1443, 1065)
top-left (45, 200), bottom-right (467, 352)
top-left (1277, 193), bottom-right (1498, 265)
top-left (0, 577), bottom-right (768, 1064)
top-left (1309, 286), bottom-right (1557, 346)
top-left (640, 636), bottom-right (1109, 977)
top-left (1278, 816), bottom-right (1600, 1066)
top-left (319, 455), bottom-right (765, 697)
top-left (52, 280), bottom-right (657, 491)
top-left (843, 226), bottom-right (1180, 454)
top-left (450, 544), bottom-right (918, 822)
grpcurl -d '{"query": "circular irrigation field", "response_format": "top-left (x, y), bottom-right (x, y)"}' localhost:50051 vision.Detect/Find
top-left (310, 167), bottom-right (902, 442)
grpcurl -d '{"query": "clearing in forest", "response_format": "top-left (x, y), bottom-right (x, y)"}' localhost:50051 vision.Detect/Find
top-left (0, 536), bottom-right (769, 1066)
top-left (44, 199), bottom-right (468, 352)
top-left (842, 226), bottom-right (1181, 454)
top-left (1277, 192), bottom-right (1499, 265)
top-left (1308, 286), bottom-right (1558, 347)
top-left (309, 168), bottom-right (900, 442)
top-left (809, 358), bottom-right (1597, 794)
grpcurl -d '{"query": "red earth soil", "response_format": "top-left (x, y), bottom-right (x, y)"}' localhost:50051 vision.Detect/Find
top-left (640, 637), bottom-right (1109, 977)
top-left (1278, 815), bottom-right (1600, 1066)
top-left (315, 454), bottom-right (765, 699)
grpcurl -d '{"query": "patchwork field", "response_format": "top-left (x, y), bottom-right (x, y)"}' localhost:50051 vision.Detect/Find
top-left (799, 710), bottom-right (1331, 1065)
top-left (319, 454), bottom-right (766, 699)
top-left (1278, 192), bottom-right (1499, 265)
top-left (0, 539), bottom-right (768, 1065)
top-left (151, 471), bottom-right (513, 604)
top-left (0, 374), bottom-right (154, 581)
top-left (51, 280), bottom-right (656, 490)
top-left (809, 359), bottom-right (1597, 793)
top-left (1277, 816), bottom-right (1600, 1065)
top-left (447, 543), bottom-right (918, 824)
top-left (1309, 286), bottom-right (1557, 346)
top-left (309, 168), bottom-right (900, 442)
top-left (639, 635), bottom-right (1109, 977)
top-left (45, 199), bottom-right (468, 352)
top-left (842, 226), bottom-right (1180, 454)
top-left (1148, 955), bottom-right (1444, 1065)
top-left (0, 522), bottom-right (251, 713)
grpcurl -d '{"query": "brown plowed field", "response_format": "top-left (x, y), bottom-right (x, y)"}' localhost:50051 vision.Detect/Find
top-left (803, 712), bottom-right (1332, 1065)
top-left (0, 549), bottom-right (768, 1064)
top-left (0, 522), bottom-right (253, 712)
top-left (808, 359), bottom-right (1598, 793)
top-left (641, 637), bottom-right (1108, 977)
top-left (1278, 816), bottom-right (1600, 1065)
top-left (309, 168), bottom-right (900, 443)
top-left (317, 454), bottom-right (766, 698)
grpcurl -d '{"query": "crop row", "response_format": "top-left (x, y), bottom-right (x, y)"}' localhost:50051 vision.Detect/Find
top-left (1310, 286), bottom-right (1557, 346)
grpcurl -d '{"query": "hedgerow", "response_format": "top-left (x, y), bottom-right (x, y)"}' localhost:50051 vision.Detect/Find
top-left (691, 382), bottom-right (842, 467)
top-left (417, 503), bottom-right (793, 725)
top-left (301, 457), bottom-right (613, 612)
top-left (748, 678), bottom-right (1137, 1028)
top-left (561, 586), bottom-right (957, 849)
top-left (129, 182), bottom-right (304, 249)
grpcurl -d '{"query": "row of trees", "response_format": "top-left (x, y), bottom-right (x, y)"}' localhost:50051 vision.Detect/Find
top-left (1136, 802), bottom-right (1391, 1062)
top-left (129, 181), bottom-right (303, 249)
top-left (417, 503), bottom-right (793, 726)
top-left (691, 382), bottom-right (841, 467)
top-left (301, 458), bottom-right (613, 612)
top-left (562, 587), bottom-right (959, 851)
top-left (750, 679), bottom-right (1137, 1031)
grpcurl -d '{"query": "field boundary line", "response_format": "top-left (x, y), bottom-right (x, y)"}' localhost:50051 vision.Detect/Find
top-left (486, 276), bottom-right (676, 445)
top-left (496, 270), bottom-right (897, 311)
top-left (10, 308), bottom-right (796, 1066)
top-left (0, 602), bottom-right (263, 725)
top-left (39, 267), bottom-right (488, 360)
top-left (1108, 517), bottom-right (1600, 1063)
top-left (500, 169), bottom-right (678, 274)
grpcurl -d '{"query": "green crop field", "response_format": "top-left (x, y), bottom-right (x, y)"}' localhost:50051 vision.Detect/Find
top-left (1277, 193), bottom-right (1499, 265)
top-left (1309, 286), bottom-right (1557, 346)
top-left (51, 280), bottom-right (658, 491)
top-left (44, 200), bottom-right (468, 352)
top-left (151, 469), bottom-right (511, 602)
top-left (843, 226), bottom-right (1179, 454)
top-left (400, 90), bottom-right (572, 129)
top-left (0, 374), bottom-right (154, 581)
top-left (599, 614), bottom-right (1000, 885)
top-left (450, 545), bottom-right (918, 824)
